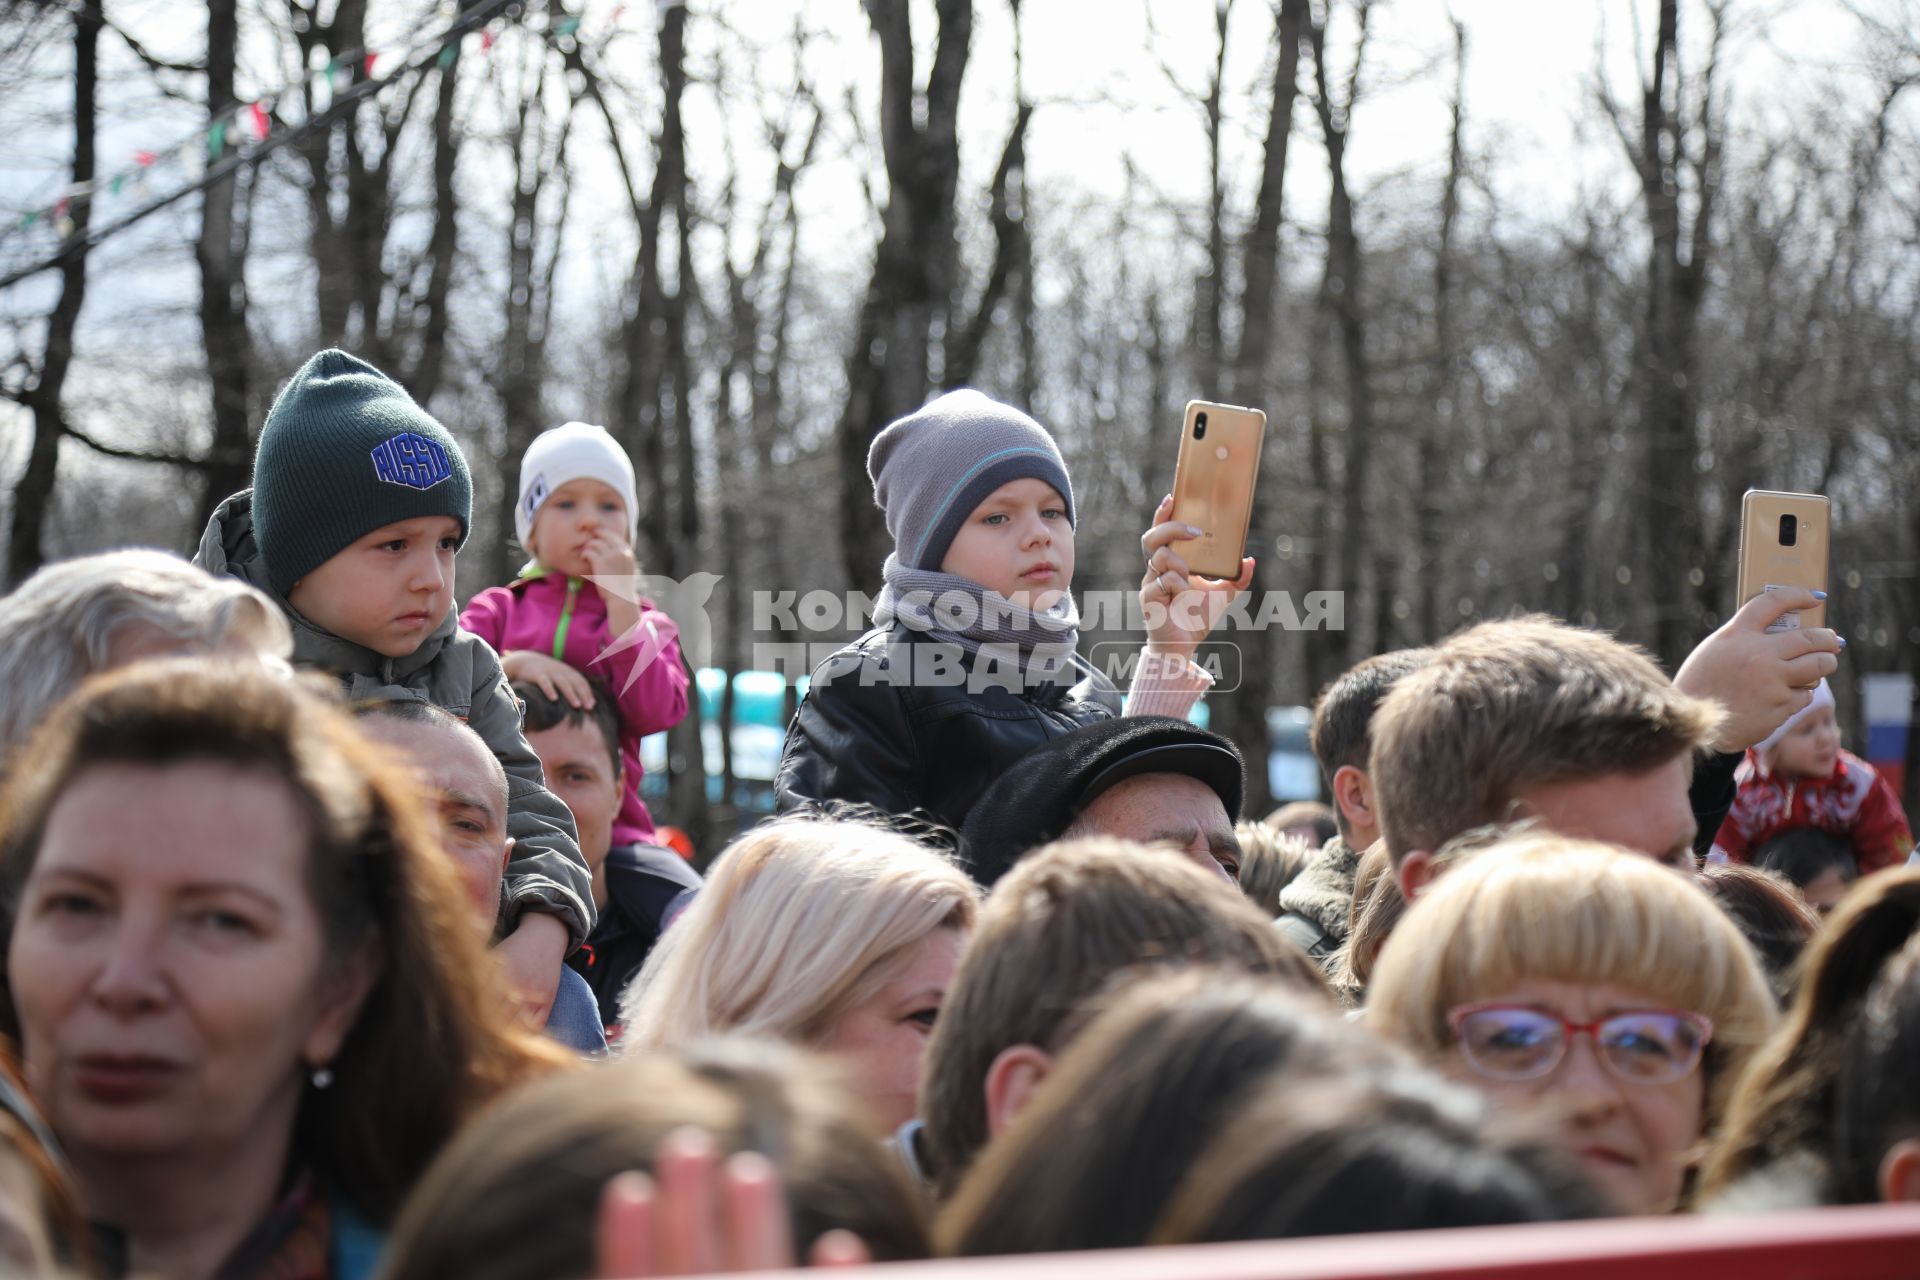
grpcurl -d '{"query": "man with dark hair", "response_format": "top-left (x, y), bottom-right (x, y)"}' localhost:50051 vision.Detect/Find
top-left (956, 716), bottom-right (1246, 886)
top-left (1275, 649), bottom-right (1435, 967)
top-left (514, 679), bottom-right (701, 1038)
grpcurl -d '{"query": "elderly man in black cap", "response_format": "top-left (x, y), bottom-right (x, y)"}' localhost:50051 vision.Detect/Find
top-left (957, 715), bottom-right (1245, 887)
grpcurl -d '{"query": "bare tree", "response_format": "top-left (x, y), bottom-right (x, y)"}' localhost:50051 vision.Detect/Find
top-left (1603, 0), bottom-right (1727, 665)
top-left (194, 0), bottom-right (257, 525)
top-left (4, 0), bottom-right (99, 587)
top-left (834, 0), bottom-right (972, 584)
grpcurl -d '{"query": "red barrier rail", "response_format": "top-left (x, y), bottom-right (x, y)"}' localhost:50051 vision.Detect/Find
top-left (716, 1205), bottom-right (1920, 1280)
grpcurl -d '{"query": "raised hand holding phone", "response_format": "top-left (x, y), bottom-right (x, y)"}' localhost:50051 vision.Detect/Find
top-left (1140, 494), bottom-right (1254, 663)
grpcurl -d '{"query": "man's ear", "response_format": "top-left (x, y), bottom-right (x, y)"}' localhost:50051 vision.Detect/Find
top-left (1331, 765), bottom-right (1372, 832)
top-left (500, 835), bottom-right (515, 877)
top-left (983, 1044), bottom-right (1053, 1139)
top-left (1396, 849), bottom-right (1437, 902)
top-left (1880, 1138), bottom-right (1920, 1202)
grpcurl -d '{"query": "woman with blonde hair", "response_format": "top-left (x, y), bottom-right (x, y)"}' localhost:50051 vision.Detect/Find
top-left (1367, 833), bottom-right (1777, 1217)
top-left (620, 815), bottom-right (980, 1128)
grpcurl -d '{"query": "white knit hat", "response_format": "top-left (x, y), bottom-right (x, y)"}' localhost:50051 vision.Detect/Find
top-left (515, 422), bottom-right (639, 551)
top-left (1756, 678), bottom-right (1836, 758)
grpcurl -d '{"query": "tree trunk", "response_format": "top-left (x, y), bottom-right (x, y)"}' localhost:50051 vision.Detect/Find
top-left (1626, 0), bottom-right (1718, 667)
top-left (1418, 17), bottom-right (1466, 643)
top-left (1310, 6), bottom-right (1378, 662)
top-left (834, 0), bottom-right (972, 585)
top-left (7, 0), bottom-right (99, 586)
top-left (1209, 0), bottom-right (1306, 815)
top-left (195, 0), bottom-right (255, 527)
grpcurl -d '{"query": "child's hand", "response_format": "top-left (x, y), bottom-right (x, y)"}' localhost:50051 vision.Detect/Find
top-left (595, 1128), bottom-right (872, 1277)
top-left (583, 533), bottom-right (640, 584)
top-left (502, 650), bottom-right (597, 710)
top-left (1675, 586), bottom-right (1842, 752)
top-left (1139, 494), bottom-right (1255, 662)
top-left (495, 912), bottom-right (569, 1027)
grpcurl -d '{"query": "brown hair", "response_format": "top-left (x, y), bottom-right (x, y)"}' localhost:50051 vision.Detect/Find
top-left (1309, 650), bottom-right (1437, 803)
top-left (1234, 822), bottom-right (1316, 916)
top-left (1328, 841), bottom-right (1405, 1004)
top-left (1697, 863), bottom-right (1820, 1006)
top-left (0, 659), bottom-right (569, 1226)
top-left (1701, 866), bottom-right (1920, 1197)
top-left (917, 838), bottom-right (1326, 1198)
top-left (1369, 615), bottom-right (1720, 865)
top-left (935, 972), bottom-right (1374, 1257)
top-left (1152, 1071), bottom-right (1609, 1244)
top-left (1263, 801), bottom-right (1337, 846)
top-left (0, 1045), bottom-right (89, 1274)
top-left (381, 1040), bottom-right (930, 1280)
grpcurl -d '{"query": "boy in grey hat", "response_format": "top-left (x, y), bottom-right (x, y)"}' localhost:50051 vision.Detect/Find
top-left (775, 388), bottom-right (1253, 838)
top-left (194, 348), bottom-right (592, 1024)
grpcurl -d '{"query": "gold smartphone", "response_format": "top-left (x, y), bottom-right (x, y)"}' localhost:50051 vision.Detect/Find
top-left (1170, 400), bottom-right (1266, 582)
top-left (1735, 490), bottom-right (1830, 631)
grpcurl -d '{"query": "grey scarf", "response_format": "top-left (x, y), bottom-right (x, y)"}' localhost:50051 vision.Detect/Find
top-left (873, 554), bottom-right (1081, 664)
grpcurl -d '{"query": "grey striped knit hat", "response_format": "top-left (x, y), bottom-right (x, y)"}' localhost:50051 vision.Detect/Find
top-left (866, 390), bottom-right (1075, 572)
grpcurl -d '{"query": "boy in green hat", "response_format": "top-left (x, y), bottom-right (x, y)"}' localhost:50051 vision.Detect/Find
top-left (194, 348), bottom-right (591, 1022)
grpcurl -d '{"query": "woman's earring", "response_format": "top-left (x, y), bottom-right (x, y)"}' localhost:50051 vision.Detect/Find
top-left (311, 1065), bottom-right (334, 1090)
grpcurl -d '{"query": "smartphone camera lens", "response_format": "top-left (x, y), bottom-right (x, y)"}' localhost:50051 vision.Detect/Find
top-left (1195, 412), bottom-right (1208, 440)
top-left (1778, 513), bottom-right (1798, 548)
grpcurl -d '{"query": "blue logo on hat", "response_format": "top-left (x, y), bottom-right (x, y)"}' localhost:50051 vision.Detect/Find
top-left (371, 433), bottom-right (453, 490)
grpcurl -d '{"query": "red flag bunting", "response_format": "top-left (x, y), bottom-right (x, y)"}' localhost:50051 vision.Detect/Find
top-left (250, 102), bottom-right (270, 139)
top-left (134, 149), bottom-right (156, 167)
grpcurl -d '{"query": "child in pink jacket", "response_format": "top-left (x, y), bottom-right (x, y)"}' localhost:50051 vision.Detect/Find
top-left (462, 422), bottom-right (689, 846)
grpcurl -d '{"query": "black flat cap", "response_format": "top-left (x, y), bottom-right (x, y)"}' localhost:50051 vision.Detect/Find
top-left (957, 715), bottom-right (1245, 886)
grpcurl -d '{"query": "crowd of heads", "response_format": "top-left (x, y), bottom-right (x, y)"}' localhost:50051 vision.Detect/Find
top-left (0, 349), bottom-right (1910, 1279)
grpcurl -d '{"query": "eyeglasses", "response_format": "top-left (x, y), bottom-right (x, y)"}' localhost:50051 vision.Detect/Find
top-left (1447, 1002), bottom-right (1713, 1086)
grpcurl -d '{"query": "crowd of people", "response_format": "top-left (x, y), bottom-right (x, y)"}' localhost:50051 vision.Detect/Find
top-left (0, 346), bottom-right (1912, 1278)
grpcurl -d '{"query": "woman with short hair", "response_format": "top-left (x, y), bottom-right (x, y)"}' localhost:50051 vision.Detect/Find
top-left (0, 550), bottom-right (290, 770)
top-left (0, 659), bottom-right (568, 1278)
top-left (1367, 834), bottom-right (1778, 1216)
top-left (619, 815), bottom-right (979, 1129)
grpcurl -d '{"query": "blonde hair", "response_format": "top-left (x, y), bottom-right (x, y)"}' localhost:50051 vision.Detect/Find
top-left (1367, 834), bottom-right (1777, 1131)
top-left (1369, 615), bottom-right (1722, 865)
top-left (619, 816), bottom-right (979, 1050)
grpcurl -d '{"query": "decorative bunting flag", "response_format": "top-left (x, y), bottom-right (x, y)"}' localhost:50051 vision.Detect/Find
top-left (4, 0), bottom-right (540, 250)
top-left (554, 13), bottom-right (582, 36)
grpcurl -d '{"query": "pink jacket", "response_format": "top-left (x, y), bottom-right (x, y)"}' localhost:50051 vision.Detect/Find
top-left (462, 575), bottom-right (690, 845)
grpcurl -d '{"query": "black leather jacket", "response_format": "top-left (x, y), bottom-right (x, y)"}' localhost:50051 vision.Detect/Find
top-left (775, 623), bottom-right (1123, 837)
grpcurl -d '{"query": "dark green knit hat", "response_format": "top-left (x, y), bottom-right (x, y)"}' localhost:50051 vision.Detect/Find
top-left (251, 349), bottom-right (472, 596)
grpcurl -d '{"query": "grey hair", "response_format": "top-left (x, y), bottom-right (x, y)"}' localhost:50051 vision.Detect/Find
top-left (0, 549), bottom-right (293, 765)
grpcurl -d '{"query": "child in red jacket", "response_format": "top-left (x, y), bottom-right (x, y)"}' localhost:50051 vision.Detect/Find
top-left (1710, 679), bottom-right (1913, 873)
top-left (462, 422), bottom-right (689, 848)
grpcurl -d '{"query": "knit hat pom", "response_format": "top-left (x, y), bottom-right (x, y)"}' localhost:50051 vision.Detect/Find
top-left (515, 421), bottom-right (640, 553)
top-left (867, 389), bottom-right (1075, 572)
top-left (1757, 678), bottom-right (1836, 758)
